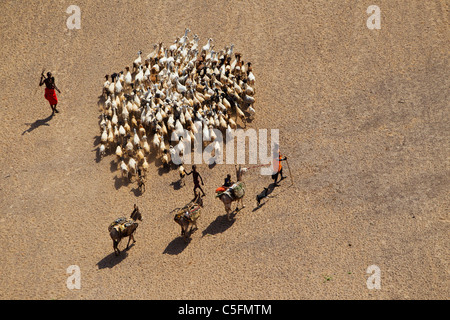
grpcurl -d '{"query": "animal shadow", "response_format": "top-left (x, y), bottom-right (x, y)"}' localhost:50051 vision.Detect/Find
top-left (93, 135), bottom-right (101, 147)
top-left (202, 214), bottom-right (235, 237)
top-left (114, 175), bottom-right (130, 190)
top-left (93, 148), bottom-right (102, 163)
top-left (97, 250), bottom-right (129, 269)
top-left (97, 94), bottom-right (106, 109)
top-left (163, 236), bottom-right (190, 255)
top-left (22, 114), bottom-right (54, 135)
top-left (170, 179), bottom-right (183, 190)
top-left (157, 164), bottom-right (171, 176)
top-left (109, 159), bottom-right (118, 172)
top-left (131, 186), bottom-right (144, 197)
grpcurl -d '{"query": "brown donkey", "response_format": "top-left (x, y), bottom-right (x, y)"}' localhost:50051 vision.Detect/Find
top-left (109, 204), bottom-right (143, 256)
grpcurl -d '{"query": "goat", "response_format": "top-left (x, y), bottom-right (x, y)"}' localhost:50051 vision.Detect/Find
top-left (256, 187), bottom-right (269, 206)
top-left (178, 164), bottom-right (186, 186)
top-left (97, 31), bottom-right (258, 185)
top-left (99, 143), bottom-right (106, 159)
top-left (133, 51), bottom-right (142, 72)
top-left (137, 168), bottom-right (145, 193)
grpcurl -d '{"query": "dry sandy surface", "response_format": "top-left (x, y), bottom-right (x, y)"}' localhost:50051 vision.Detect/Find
top-left (0, 0), bottom-right (448, 300)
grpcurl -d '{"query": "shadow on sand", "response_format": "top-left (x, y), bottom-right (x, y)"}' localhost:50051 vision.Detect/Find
top-left (131, 186), bottom-right (145, 197)
top-left (163, 236), bottom-right (191, 255)
top-left (97, 248), bottom-right (131, 269)
top-left (170, 179), bottom-right (185, 191)
top-left (114, 175), bottom-right (130, 190)
top-left (202, 214), bottom-right (236, 237)
top-left (22, 114), bottom-right (54, 135)
top-left (157, 163), bottom-right (171, 176)
top-left (252, 182), bottom-right (278, 212)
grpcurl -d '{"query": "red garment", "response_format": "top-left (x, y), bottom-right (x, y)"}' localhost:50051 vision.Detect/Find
top-left (44, 88), bottom-right (58, 105)
top-left (216, 186), bottom-right (227, 193)
top-left (273, 151), bottom-right (283, 173)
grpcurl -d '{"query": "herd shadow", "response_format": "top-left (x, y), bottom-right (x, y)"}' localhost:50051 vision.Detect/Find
top-left (157, 163), bottom-right (171, 176)
top-left (109, 159), bottom-right (117, 173)
top-left (93, 136), bottom-right (103, 163)
top-left (97, 94), bottom-right (106, 109)
top-left (114, 175), bottom-right (130, 190)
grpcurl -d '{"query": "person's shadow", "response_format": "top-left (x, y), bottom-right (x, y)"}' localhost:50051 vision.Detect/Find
top-left (22, 114), bottom-right (54, 135)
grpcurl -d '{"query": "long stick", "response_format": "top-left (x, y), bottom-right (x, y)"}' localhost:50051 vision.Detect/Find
top-left (34, 67), bottom-right (45, 95)
top-left (285, 157), bottom-right (293, 186)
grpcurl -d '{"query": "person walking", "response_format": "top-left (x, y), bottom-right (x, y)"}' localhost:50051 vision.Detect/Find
top-left (39, 71), bottom-right (61, 115)
top-left (185, 165), bottom-right (206, 197)
top-left (272, 145), bottom-right (288, 186)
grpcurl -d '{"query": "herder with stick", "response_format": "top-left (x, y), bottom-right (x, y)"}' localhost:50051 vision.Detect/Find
top-left (39, 71), bottom-right (61, 115)
top-left (272, 143), bottom-right (289, 186)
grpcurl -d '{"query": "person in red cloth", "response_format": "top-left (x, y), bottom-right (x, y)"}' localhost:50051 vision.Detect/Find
top-left (39, 71), bottom-right (61, 115)
top-left (272, 144), bottom-right (288, 186)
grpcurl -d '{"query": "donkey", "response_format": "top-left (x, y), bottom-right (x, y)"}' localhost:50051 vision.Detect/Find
top-left (174, 192), bottom-right (203, 242)
top-left (109, 204), bottom-right (142, 256)
top-left (218, 165), bottom-right (246, 221)
top-left (218, 187), bottom-right (245, 221)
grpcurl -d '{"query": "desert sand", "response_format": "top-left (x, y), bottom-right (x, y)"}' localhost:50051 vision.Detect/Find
top-left (0, 0), bottom-right (448, 300)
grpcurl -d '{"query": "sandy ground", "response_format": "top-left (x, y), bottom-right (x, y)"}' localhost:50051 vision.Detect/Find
top-left (0, 0), bottom-right (448, 300)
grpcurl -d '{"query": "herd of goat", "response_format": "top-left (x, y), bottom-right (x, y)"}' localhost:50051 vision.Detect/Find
top-left (98, 28), bottom-right (256, 182)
